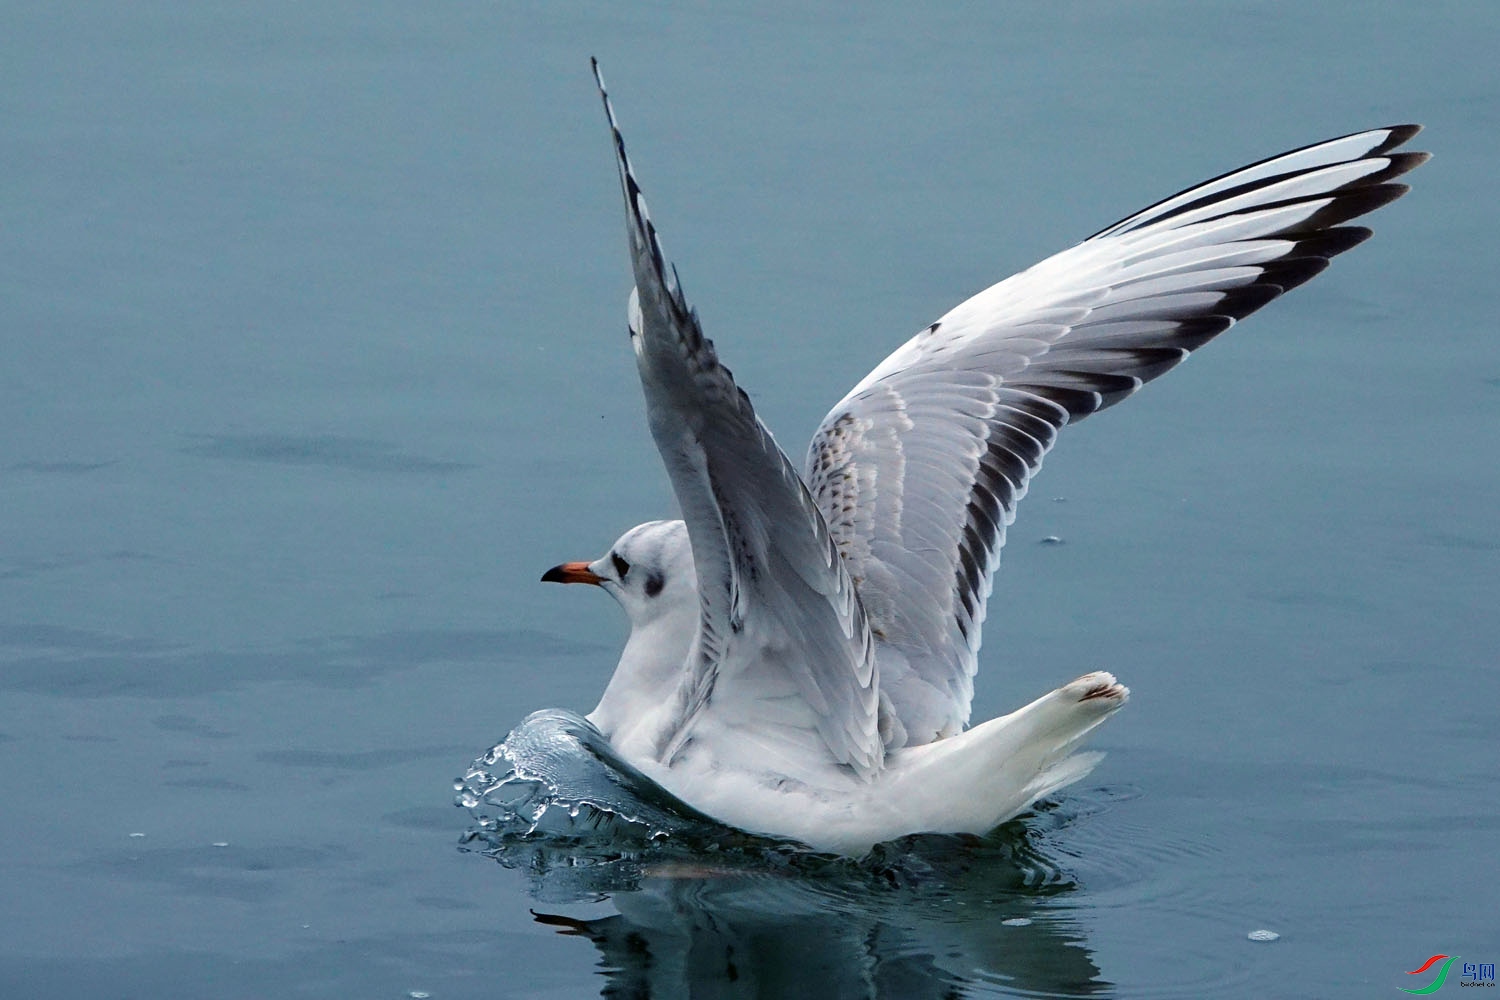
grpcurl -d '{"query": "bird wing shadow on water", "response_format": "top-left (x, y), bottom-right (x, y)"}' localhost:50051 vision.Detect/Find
top-left (457, 710), bottom-right (1110, 998)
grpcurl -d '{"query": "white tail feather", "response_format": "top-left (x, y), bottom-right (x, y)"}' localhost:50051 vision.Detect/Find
top-left (881, 672), bottom-right (1128, 836)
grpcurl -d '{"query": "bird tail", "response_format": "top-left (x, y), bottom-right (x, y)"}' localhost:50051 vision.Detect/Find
top-left (886, 671), bottom-right (1128, 834)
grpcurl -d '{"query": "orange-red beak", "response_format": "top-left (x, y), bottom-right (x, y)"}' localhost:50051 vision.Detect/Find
top-left (541, 561), bottom-right (604, 585)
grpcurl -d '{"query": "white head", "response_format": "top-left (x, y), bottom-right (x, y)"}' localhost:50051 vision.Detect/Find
top-left (543, 519), bottom-right (699, 747)
top-left (541, 519), bottom-right (697, 630)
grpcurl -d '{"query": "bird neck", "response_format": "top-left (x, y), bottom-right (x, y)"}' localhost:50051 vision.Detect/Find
top-left (587, 607), bottom-right (697, 762)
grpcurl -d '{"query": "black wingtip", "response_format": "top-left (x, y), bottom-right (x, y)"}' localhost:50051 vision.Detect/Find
top-left (1293, 225), bottom-right (1373, 260)
top-left (1374, 123), bottom-right (1424, 155)
top-left (590, 58), bottom-right (611, 117)
top-left (1215, 282), bottom-right (1283, 321)
top-left (1258, 255), bottom-right (1330, 294)
top-left (1300, 182), bottom-right (1413, 231)
top-left (1368, 150), bottom-right (1431, 188)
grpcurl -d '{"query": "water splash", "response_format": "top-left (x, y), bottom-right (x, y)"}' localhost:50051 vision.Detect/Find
top-left (458, 709), bottom-right (788, 897)
top-left (457, 708), bottom-right (1088, 903)
top-left (457, 708), bottom-right (745, 843)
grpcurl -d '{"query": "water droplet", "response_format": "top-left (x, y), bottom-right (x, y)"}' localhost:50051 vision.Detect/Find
top-left (1247, 929), bottom-right (1280, 942)
top-left (408, 992), bottom-right (431, 999)
top-left (1040, 535), bottom-right (1064, 545)
top-left (452, 778), bottom-right (464, 791)
top-left (212, 842), bottom-right (229, 848)
top-left (128, 832), bottom-right (145, 838)
top-left (1001, 917), bottom-right (1032, 927)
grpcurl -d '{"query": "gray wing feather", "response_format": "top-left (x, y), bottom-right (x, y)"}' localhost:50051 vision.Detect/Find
top-left (592, 62), bottom-right (884, 777)
top-left (807, 125), bottom-right (1428, 746)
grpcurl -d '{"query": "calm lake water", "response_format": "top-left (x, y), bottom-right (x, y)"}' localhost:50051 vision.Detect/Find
top-left (4, 2), bottom-right (1497, 996)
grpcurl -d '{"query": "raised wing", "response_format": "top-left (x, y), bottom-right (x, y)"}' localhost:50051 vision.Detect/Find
top-left (806, 125), bottom-right (1428, 746)
top-left (592, 62), bottom-right (884, 778)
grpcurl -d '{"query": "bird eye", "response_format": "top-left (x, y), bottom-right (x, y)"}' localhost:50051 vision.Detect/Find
top-left (611, 552), bottom-right (630, 579)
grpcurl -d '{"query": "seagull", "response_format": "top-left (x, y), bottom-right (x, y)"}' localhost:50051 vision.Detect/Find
top-left (539, 61), bottom-right (1426, 855)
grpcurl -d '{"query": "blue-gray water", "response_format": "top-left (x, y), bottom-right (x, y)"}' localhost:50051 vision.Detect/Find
top-left (3, 2), bottom-right (1496, 996)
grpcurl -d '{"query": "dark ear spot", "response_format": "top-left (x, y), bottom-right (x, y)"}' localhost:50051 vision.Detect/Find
top-left (644, 573), bottom-right (664, 598)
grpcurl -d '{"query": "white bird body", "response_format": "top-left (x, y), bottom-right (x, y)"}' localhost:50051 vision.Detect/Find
top-left (538, 62), bottom-right (1426, 855)
top-left (629, 671), bottom-right (1124, 854)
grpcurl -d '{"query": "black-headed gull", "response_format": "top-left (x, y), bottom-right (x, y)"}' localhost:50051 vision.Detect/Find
top-left (540, 61), bottom-right (1425, 854)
